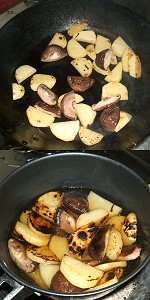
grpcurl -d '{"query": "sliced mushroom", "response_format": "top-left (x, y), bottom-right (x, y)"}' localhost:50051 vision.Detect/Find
top-left (55, 207), bottom-right (76, 233)
top-left (88, 225), bottom-right (111, 261)
top-left (62, 191), bottom-right (89, 217)
top-left (95, 49), bottom-right (113, 70)
top-left (37, 84), bottom-right (58, 105)
top-left (50, 271), bottom-right (84, 293)
top-left (41, 45), bottom-right (67, 62)
top-left (8, 238), bottom-right (35, 273)
top-left (117, 244), bottom-right (142, 260)
top-left (61, 90), bottom-right (77, 120)
top-left (67, 76), bottom-right (95, 92)
top-left (92, 95), bottom-right (121, 111)
top-left (100, 105), bottom-right (120, 132)
top-left (34, 101), bottom-right (61, 118)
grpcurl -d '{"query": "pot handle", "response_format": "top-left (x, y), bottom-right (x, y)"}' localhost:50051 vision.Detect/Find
top-left (0, 273), bottom-right (34, 299)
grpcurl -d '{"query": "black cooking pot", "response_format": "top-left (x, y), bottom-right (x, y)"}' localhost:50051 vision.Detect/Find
top-left (0, 152), bottom-right (150, 299)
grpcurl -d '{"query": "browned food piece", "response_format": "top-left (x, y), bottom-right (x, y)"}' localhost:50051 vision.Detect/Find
top-left (41, 45), bottom-right (67, 62)
top-left (37, 84), bottom-right (58, 105)
top-left (98, 267), bottom-right (123, 285)
top-left (8, 238), bottom-right (35, 273)
top-left (51, 270), bottom-right (84, 293)
top-left (55, 207), bottom-right (76, 233)
top-left (117, 244), bottom-right (142, 260)
top-left (95, 49), bottom-right (113, 70)
top-left (61, 90), bottom-right (77, 120)
top-left (28, 211), bottom-right (53, 234)
top-left (100, 105), bottom-right (120, 132)
top-left (12, 227), bottom-right (25, 242)
top-left (62, 191), bottom-right (89, 217)
top-left (67, 76), bottom-right (95, 92)
top-left (34, 101), bottom-right (61, 118)
top-left (92, 95), bottom-right (121, 111)
top-left (88, 225), bottom-right (111, 261)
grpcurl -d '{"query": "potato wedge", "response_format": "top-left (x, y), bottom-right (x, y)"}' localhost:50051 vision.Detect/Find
top-left (76, 103), bottom-right (96, 127)
top-left (95, 35), bottom-right (111, 54)
top-left (58, 93), bottom-right (84, 107)
top-left (76, 209), bottom-right (109, 229)
top-left (12, 83), bottom-right (25, 100)
top-left (86, 44), bottom-right (96, 60)
top-left (93, 61), bottom-right (109, 75)
top-left (30, 74), bottom-right (56, 91)
top-left (28, 267), bottom-right (48, 289)
top-left (15, 221), bottom-right (49, 246)
top-left (122, 47), bottom-right (134, 72)
top-left (114, 111), bottom-right (132, 132)
top-left (20, 209), bottom-right (31, 225)
top-left (50, 120), bottom-right (79, 142)
top-left (26, 245), bottom-right (60, 264)
top-left (67, 39), bottom-right (87, 58)
top-left (101, 82), bottom-right (128, 100)
top-left (112, 36), bottom-right (129, 57)
top-left (79, 126), bottom-right (103, 146)
top-left (86, 276), bottom-right (118, 291)
top-left (104, 62), bottom-right (122, 82)
top-left (67, 22), bottom-right (88, 36)
top-left (28, 212), bottom-right (52, 238)
top-left (96, 260), bottom-right (127, 272)
top-left (106, 228), bottom-right (123, 260)
top-left (88, 191), bottom-right (122, 217)
top-left (111, 53), bottom-right (118, 65)
top-left (48, 32), bottom-right (67, 48)
top-left (26, 106), bottom-right (55, 127)
top-left (121, 213), bottom-right (137, 246)
top-left (106, 215), bottom-right (125, 232)
top-left (39, 264), bottom-right (60, 287)
top-left (71, 58), bottom-right (93, 77)
top-left (60, 255), bottom-right (103, 289)
top-left (49, 235), bottom-right (72, 260)
top-left (15, 65), bottom-right (36, 83)
top-left (73, 30), bottom-right (96, 44)
top-left (129, 53), bottom-right (142, 78)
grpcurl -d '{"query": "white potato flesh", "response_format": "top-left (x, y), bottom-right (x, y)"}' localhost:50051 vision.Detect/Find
top-left (73, 30), bottom-right (96, 44)
top-left (50, 120), bottom-right (80, 142)
top-left (121, 213), bottom-right (137, 246)
top-left (20, 210), bottom-right (32, 225)
top-left (112, 36), bottom-right (129, 57)
top-left (88, 191), bottom-right (122, 217)
top-left (26, 106), bottom-right (55, 127)
top-left (102, 82), bottom-right (128, 100)
top-left (12, 83), bottom-right (25, 100)
top-left (15, 65), bottom-right (37, 83)
top-left (114, 111), bottom-right (132, 132)
top-left (104, 62), bottom-right (123, 82)
top-left (60, 255), bottom-right (103, 289)
top-left (39, 264), bottom-right (60, 287)
top-left (67, 22), bottom-right (88, 36)
top-left (67, 39), bottom-right (87, 58)
top-left (71, 58), bottom-right (93, 77)
top-left (106, 228), bottom-right (123, 260)
top-left (76, 103), bottom-right (96, 127)
top-left (79, 126), bottom-right (104, 146)
top-left (30, 74), bottom-right (56, 91)
top-left (26, 245), bottom-right (60, 264)
top-left (28, 268), bottom-right (48, 289)
top-left (58, 93), bottom-right (84, 107)
top-left (95, 35), bottom-right (111, 54)
top-left (76, 208), bottom-right (109, 229)
top-left (129, 54), bottom-right (142, 78)
top-left (48, 32), bottom-right (67, 48)
top-left (86, 276), bottom-right (118, 291)
top-left (111, 54), bottom-right (118, 65)
top-left (96, 260), bottom-right (127, 272)
top-left (106, 215), bottom-right (125, 232)
top-left (86, 44), bottom-right (96, 60)
top-left (93, 61), bottom-right (109, 75)
top-left (122, 47), bottom-right (135, 72)
top-left (49, 235), bottom-right (72, 260)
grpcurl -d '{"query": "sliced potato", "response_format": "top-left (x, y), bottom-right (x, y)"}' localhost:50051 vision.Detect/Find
top-left (111, 53), bottom-right (118, 65)
top-left (76, 103), bottom-right (96, 127)
top-left (49, 235), bottom-right (72, 260)
top-left (60, 255), bottom-right (104, 289)
top-left (67, 39), bottom-right (87, 58)
top-left (12, 83), bottom-right (25, 100)
top-left (79, 126), bottom-right (103, 146)
top-left (112, 36), bottom-right (129, 57)
top-left (30, 74), bottom-right (56, 91)
top-left (20, 209), bottom-right (31, 225)
top-left (50, 120), bottom-right (79, 142)
top-left (93, 61), bottom-right (109, 75)
top-left (26, 106), bottom-right (55, 127)
top-left (15, 221), bottom-right (49, 246)
top-left (122, 47), bottom-right (134, 72)
top-left (28, 267), bottom-right (48, 289)
top-left (67, 22), bottom-right (88, 36)
top-left (86, 276), bottom-right (118, 291)
top-left (104, 62), bottom-right (122, 82)
top-left (106, 228), bottom-right (123, 260)
top-left (121, 213), bottom-right (137, 246)
top-left (58, 93), bottom-right (84, 107)
top-left (88, 191), bottom-right (122, 217)
top-left (26, 245), bottom-right (60, 264)
top-left (129, 53), bottom-right (142, 78)
top-left (96, 260), bottom-right (127, 272)
top-left (114, 111), bottom-right (132, 132)
top-left (48, 32), bottom-right (67, 48)
top-left (101, 82), bottom-right (128, 100)
top-left (71, 57), bottom-right (93, 77)
top-left (28, 212), bottom-right (51, 238)
top-left (39, 264), bottom-right (60, 287)
top-left (95, 35), bottom-right (111, 54)
top-left (86, 44), bottom-right (96, 60)
top-left (15, 65), bottom-right (36, 83)
top-left (73, 30), bottom-right (96, 44)
top-left (106, 215), bottom-right (125, 232)
top-left (76, 208), bottom-right (109, 229)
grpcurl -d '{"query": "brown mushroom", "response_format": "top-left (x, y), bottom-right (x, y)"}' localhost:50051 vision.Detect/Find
top-left (62, 191), bottom-right (89, 217)
top-left (55, 207), bottom-right (76, 233)
top-left (50, 271), bottom-right (84, 293)
top-left (100, 105), bottom-right (120, 132)
top-left (117, 244), bottom-right (142, 260)
top-left (92, 95), bottom-right (121, 111)
top-left (41, 45), bottom-right (67, 62)
top-left (95, 49), bottom-right (113, 70)
top-left (61, 90), bottom-right (77, 120)
top-left (37, 84), bottom-right (58, 106)
top-left (88, 225), bottom-right (111, 261)
top-left (34, 101), bottom-right (61, 118)
top-left (67, 76), bottom-right (95, 92)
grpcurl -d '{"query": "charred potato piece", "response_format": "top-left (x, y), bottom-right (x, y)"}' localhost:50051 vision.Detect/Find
top-left (26, 245), bottom-right (60, 264)
top-left (48, 32), bottom-right (67, 48)
top-left (106, 228), bottom-right (123, 260)
top-left (76, 208), bottom-right (109, 229)
top-left (12, 83), bottom-right (25, 100)
top-left (79, 126), bottom-right (104, 146)
top-left (67, 22), bottom-right (88, 36)
top-left (73, 30), bottom-right (96, 44)
top-left (71, 57), bottom-right (93, 77)
top-left (121, 213), bottom-right (137, 246)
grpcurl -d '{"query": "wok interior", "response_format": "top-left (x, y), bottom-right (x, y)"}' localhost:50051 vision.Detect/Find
top-left (0, 153), bottom-right (150, 297)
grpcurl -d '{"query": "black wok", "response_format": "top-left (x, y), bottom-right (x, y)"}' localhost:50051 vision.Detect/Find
top-left (0, 152), bottom-right (150, 299)
top-left (0, 0), bottom-right (150, 150)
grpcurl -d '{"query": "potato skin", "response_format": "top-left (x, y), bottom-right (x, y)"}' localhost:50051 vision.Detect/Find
top-left (50, 271), bottom-right (84, 293)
